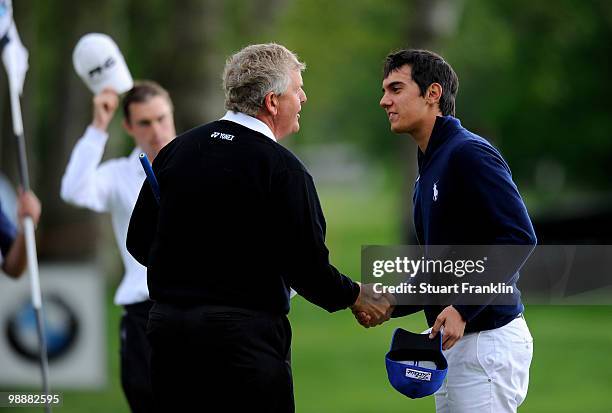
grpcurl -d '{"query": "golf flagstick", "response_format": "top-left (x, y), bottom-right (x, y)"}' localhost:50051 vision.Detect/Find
top-left (5, 22), bottom-right (52, 413)
top-left (139, 153), bottom-right (160, 205)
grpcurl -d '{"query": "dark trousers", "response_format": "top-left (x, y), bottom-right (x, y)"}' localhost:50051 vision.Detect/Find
top-left (120, 301), bottom-right (154, 413)
top-left (147, 302), bottom-right (294, 413)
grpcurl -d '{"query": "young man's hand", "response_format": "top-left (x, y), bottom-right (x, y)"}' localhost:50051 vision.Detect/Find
top-left (92, 88), bottom-right (119, 132)
top-left (351, 283), bottom-right (395, 328)
top-left (429, 305), bottom-right (466, 350)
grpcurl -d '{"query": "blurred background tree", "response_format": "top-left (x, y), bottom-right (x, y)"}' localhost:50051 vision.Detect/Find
top-left (2, 0), bottom-right (610, 262)
top-left (442, 0), bottom-right (612, 193)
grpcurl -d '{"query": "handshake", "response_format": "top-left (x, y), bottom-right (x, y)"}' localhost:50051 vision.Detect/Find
top-left (350, 282), bottom-right (396, 328)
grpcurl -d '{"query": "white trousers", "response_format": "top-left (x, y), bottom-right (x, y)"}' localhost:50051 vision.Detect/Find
top-left (433, 316), bottom-right (534, 413)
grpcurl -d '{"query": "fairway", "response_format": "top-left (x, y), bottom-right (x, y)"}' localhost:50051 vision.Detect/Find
top-left (290, 300), bottom-right (612, 412)
top-left (3, 184), bottom-right (612, 412)
top-left (289, 186), bottom-right (612, 412)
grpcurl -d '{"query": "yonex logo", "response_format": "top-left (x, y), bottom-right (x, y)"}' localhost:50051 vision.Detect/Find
top-left (211, 132), bottom-right (235, 141)
top-left (433, 181), bottom-right (439, 202)
top-left (405, 368), bottom-right (432, 381)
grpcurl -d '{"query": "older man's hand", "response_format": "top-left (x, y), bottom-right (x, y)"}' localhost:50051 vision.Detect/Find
top-left (350, 283), bottom-right (395, 328)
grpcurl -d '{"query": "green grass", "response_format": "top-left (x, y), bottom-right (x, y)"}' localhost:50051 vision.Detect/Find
top-left (290, 185), bottom-right (612, 412)
top-left (5, 184), bottom-right (612, 412)
top-left (290, 301), bottom-right (612, 413)
top-left (1, 299), bottom-right (130, 413)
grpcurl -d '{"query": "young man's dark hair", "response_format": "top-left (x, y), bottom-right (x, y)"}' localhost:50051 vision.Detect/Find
top-left (383, 49), bottom-right (459, 116)
top-left (122, 80), bottom-right (173, 122)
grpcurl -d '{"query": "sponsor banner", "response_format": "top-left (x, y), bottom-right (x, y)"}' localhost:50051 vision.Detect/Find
top-left (0, 263), bottom-right (106, 388)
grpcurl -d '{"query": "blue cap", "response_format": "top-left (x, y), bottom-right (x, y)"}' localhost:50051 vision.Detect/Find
top-left (385, 328), bottom-right (448, 399)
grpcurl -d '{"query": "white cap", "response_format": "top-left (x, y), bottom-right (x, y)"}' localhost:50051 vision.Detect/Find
top-left (72, 33), bottom-right (133, 95)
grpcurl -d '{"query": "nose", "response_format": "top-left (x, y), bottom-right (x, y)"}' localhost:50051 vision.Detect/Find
top-left (151, 121), bottom-right (164, 139)
top-left (300, 89), bottom-right (307, 104)
top-left (380, 93), bottom-right (391, 108)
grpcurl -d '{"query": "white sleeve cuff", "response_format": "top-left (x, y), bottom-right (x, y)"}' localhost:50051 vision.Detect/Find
top-left (83, 125), bottom-right (110, 146)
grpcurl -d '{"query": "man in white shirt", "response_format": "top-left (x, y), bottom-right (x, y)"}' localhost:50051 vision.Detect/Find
top-left (61, 80), bottom-right (176, 413)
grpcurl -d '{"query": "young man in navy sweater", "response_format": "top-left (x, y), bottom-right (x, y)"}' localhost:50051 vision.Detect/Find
top-left (378, 49), bottom-right (536, 412)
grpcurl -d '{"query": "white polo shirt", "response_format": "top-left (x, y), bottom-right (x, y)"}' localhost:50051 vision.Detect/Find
top-left (61, 126), bottom-right (148, 305)
top-left (220, 110), bottom-right (277, 142)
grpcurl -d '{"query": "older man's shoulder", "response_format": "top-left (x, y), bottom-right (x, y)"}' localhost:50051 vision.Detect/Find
top-left (265, 142), bottom-right (309, 176)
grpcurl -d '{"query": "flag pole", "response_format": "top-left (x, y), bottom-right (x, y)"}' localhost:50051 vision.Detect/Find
top-left (6, 27), bottom-right (52, 413)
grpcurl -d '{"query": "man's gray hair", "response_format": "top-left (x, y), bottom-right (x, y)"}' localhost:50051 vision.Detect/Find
top-left (223, 43), bottom-right (306, 117)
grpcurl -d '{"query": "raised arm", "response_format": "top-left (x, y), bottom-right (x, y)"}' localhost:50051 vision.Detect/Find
top-left (60, 90), bottom-right (119, 212)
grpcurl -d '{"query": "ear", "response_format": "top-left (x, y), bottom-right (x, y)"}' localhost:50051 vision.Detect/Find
top-left (264, 91), bottom-right (279, 116)
top-left (426, 83), bottom-right (443, 106)
top-left (122, 118), bottom-right (134, 137)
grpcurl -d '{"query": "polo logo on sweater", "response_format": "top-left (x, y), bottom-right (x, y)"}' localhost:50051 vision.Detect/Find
top-left (433, 181), bottom-right (439, 201)
top-left (210, 131), bottom-right (235, 141)
top-left (405, 368), bottom-right (432, 381)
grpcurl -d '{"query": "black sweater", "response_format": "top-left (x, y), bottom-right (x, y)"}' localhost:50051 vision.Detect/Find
top-left (127, 120), bottom-right (359, 314)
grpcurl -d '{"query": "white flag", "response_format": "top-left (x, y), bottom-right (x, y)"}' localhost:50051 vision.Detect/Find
top-left (0, 0), bottom-right (12, 39)
top-left (2, 21), bottom-right (28, 95)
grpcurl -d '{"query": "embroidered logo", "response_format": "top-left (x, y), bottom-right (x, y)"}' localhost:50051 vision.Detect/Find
top-left (433, 181), bottom-right (439, 201)
top-left (405, 368), bottom-right (432, 381)
top-left (211, 131), bottom-right (235, 141)
top-left (88, 57), bottom-right (116, 78)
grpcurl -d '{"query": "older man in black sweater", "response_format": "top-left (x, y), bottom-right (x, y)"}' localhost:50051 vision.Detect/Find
top-left (127, 43), bottom-right (391, 413)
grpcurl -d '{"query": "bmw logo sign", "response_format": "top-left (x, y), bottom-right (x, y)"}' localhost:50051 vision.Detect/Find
top-left (5, 294), bottom-right (79, 362)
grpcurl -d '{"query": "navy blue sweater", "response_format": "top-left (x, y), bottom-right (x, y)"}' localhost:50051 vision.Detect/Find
top-left (394, 116), bottom-right (537, 333)
top-left (0, 201), bottom-right (16, 258)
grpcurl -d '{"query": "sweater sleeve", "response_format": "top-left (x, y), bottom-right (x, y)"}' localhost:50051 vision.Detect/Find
top-left (0, 203), bottom-right (16, 258)
top-left (451, 140), bottom-right (536, 322)
top-left (272, 168), bottom-right (359, 312)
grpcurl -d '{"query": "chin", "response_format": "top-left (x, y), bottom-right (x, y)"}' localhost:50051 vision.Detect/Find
top-left (153, 140), bottom-right (171, 153)
top-left (390, 123), bottom-right (408, 134)
top-left (286, 124), bottom-right (299, 136)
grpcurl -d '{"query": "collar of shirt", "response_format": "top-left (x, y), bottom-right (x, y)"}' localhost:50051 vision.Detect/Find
top-left (129, 147), bottom-right (147, 179)
top-left (220, 110), bottom-right (277, 142)
top-left (418, 115), bottom-right (462, 170)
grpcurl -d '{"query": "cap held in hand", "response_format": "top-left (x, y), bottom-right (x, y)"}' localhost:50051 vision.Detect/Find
top-left (385, 328), bottom-right (448, 399)
top-left (72, 33), bottom-right (133, 95)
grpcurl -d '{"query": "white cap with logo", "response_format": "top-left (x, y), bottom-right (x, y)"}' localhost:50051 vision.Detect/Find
top-left (72, 33), bottom-right (133, 95)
